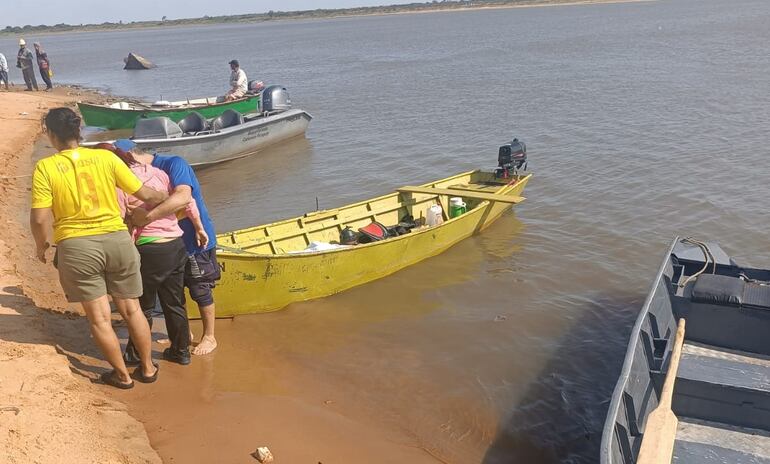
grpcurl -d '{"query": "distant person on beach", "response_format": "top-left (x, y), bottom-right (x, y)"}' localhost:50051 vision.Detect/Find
top-left (30, 108), bottom-right (167, 389)
top-left (225, 59), bottom-right (247, 101)
top-left (33, 42), bottom-right (53, 91)
top-left (120, 143), bottom-right (220, 356)
top-left (98, 141), bottom-right (208, 366)
top-left (16, 39), bottom-right (37, 91)
top-left (0, 52), bottom-right (9, 90)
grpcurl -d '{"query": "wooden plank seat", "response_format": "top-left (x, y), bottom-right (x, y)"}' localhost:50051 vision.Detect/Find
top-left (674, 419), bottom-right (770, 463)
top-left (397, 186), bottom-right (525, 204)
top-left (674, 343), bottom-right (770, 431)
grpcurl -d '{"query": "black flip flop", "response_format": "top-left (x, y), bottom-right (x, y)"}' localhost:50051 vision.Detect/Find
top-left (99, 370), bottom-right (134, 390)
top-left (132, 363), bottom-right (159, 384)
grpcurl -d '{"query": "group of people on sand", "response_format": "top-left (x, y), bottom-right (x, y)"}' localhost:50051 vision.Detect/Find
top-left (0, 39), bottom-right (53, 91)
top-left (30, 107), bottom-right (220, 389)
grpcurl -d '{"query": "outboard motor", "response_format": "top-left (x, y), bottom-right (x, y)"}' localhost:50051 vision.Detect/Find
top-left (495, 137), bottom-right (527, 179)
top-left (248, 80), bottom-right (265, 93)
top-left (261, 85), bottom-right (291, 113)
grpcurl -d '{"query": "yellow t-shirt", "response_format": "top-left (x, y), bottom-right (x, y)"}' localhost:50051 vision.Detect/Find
top-left (31, 147), bottom-right (144, 243)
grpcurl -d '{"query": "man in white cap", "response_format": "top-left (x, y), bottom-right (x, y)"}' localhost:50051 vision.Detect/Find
top-left (16, 39), bottom-right (38, 91)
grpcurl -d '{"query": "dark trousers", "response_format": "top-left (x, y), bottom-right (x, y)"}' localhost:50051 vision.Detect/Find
top-left (21, 67), bottom-right (37, 90)
top-left (125, 238), bottom-right (190, 361)
top-left (0, 71), bottom-right (8, 89)
top-left (39, 67), bottom-right (52, 89)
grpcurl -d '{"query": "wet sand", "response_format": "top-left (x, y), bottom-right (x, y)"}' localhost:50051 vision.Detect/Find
top-left (0, 86), bottom-right (160, 464)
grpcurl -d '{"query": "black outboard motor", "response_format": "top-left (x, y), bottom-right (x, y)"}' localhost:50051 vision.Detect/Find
top-left (495, 137), bottom-right (527, 179)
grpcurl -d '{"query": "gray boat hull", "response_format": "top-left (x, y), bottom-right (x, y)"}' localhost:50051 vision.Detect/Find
top-left (601, 237), bottom-right (770, 464)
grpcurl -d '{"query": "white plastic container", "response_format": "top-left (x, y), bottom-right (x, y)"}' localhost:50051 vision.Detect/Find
top-left (426, 204), bottom-right (444, 226)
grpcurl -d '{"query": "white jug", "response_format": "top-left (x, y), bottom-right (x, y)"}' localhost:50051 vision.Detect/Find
top-left (426, 204), bottom-right (444, 227)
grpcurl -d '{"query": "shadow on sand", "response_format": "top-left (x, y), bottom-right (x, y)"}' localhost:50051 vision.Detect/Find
top-left (0, 286), bottom-right (165, 383)
top-left (482, 294), bottom-right (642, 464)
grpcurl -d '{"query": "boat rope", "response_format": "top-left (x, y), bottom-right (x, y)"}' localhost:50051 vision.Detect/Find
top-left (678, 237), bottom-right (717, 288)
top-left (738, 273), bottom-right (770, 286)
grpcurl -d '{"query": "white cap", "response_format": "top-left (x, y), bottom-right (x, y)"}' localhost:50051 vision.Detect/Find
top-left (19, 39), bottom-right (25, 46)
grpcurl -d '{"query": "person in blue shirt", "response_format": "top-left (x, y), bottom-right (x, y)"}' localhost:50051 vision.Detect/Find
top-left (115, 140), bottom-right (220, 358)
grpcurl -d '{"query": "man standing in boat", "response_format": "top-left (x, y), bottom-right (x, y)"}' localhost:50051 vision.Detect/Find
top-left (118, 140), bottom-right (220, 356)
top-left (224, 59), bottom-right (247, 101)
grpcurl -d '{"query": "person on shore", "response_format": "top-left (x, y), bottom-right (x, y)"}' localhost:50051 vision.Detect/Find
top-left (33, 43), bottom-right (53, 91)
top-left (116, 140), bottom-right (220, 356)
top-left (224, 59), bottom-right (247, 101)
top-left (30, 108), bottom-right (166, 389)
top-left (99, 142), bottom-right (209, 366)
top-left (0, 52), bottom-right (9, 90)
top-left (16, 39), bottom-right (38, 91)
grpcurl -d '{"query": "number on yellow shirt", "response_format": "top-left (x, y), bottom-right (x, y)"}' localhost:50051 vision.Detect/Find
top-left (77, 172), bottom-right (101, 214)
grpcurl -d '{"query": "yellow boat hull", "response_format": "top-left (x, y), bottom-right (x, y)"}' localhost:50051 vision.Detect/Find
top-left (193, 170), bottom-right (531, 318)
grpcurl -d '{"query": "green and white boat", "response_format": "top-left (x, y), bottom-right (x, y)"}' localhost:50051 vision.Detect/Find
top-left (77, 95), bottom-right (260, 130)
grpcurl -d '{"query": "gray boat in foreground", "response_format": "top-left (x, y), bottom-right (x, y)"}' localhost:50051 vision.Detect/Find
top-left (86, 85), bottom-right (312, 166)
top-left (602, 237), bottom-right (770, 464)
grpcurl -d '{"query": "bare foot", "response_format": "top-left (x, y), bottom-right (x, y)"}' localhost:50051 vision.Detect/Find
top-left (189, 330), bottom-right (194, 343)
top-left (192, 335), bottom-right (217, 355)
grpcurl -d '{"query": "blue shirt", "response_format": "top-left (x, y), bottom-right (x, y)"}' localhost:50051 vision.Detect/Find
top-left (152, 154), bottom-right (217, 254)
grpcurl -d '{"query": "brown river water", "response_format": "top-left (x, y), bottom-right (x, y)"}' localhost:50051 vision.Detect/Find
top-left (15, 0), bottom-right (770, 462)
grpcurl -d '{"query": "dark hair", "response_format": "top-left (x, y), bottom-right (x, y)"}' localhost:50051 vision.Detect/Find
top-left (94, 142), bottom-right (138, 166)
top-left (44, 107), bottom-right (81, 142)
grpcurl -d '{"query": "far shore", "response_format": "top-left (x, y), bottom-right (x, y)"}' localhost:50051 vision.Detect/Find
top-left (1, 0), bottom-right (655, 38)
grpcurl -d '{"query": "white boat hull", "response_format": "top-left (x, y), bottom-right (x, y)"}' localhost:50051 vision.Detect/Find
top-left (136, 109), bottom-right (312, 166)
top-left (89, 109), bottom-right (312, 167)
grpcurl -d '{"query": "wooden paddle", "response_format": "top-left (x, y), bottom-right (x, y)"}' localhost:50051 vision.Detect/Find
top-left (637, 318), bottom-right (686, 464)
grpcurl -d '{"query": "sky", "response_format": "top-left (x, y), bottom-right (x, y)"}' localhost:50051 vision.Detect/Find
top-left (0, 0), bottom-right (413, 28)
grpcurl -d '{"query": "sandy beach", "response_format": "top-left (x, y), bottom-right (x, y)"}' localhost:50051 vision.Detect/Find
top-left (0, 87), bottom-right (161, 464)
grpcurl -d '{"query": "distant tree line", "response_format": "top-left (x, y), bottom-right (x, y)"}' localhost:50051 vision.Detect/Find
top-left (1, 0), bottom-right (594, 34)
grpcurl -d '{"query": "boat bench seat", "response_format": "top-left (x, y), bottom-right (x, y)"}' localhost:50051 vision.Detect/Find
top-left (674, 419), bottom-right (770, 463)
top-left (691, 274), bottom-right (770, 311)
top-left (674, 342), bottom-right (770, 431)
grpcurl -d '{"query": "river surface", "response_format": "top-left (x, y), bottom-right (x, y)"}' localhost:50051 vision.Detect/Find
top-left (8, 0), bottom-right (770, 462)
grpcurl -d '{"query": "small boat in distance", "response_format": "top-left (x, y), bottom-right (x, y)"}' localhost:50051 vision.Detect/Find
top-left (84, 86), bottom-right (311, 166)
top-left (77, 94), bottom-right (260, 130)
top-left (196, 141), bottom-right (530, 317)
top-left (602, 237), bottom-right (770, 463)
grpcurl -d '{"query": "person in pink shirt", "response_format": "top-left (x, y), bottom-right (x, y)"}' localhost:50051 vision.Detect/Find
top-left (98, 143), bottom-right (207, 366)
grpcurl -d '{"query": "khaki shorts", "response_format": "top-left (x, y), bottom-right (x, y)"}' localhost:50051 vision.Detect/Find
top-left (54, 231), bottom-right (142, 303)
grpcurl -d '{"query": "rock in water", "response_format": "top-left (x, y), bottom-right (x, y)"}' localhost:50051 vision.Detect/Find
top-left (124, 53), bottom-right (156, 70)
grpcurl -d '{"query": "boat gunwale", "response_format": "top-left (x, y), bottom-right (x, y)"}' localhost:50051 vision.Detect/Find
top-left (76, 95), bottom-right (260, 113)
top-left (599, 235), bottom-right (681, 464)
top-left (217, 172), bottom-right (532, 259)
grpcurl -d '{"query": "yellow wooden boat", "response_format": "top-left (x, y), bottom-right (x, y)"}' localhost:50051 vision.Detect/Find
top-left (196, 170), bottom-right (531, 317)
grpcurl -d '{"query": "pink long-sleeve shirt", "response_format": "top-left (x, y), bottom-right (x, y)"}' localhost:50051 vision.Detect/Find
top-left (117, 163), bottom-right (199, 241)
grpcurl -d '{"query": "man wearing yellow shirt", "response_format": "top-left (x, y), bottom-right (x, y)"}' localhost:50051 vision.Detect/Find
top-left (30, 107), bottom-right (167, 389)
